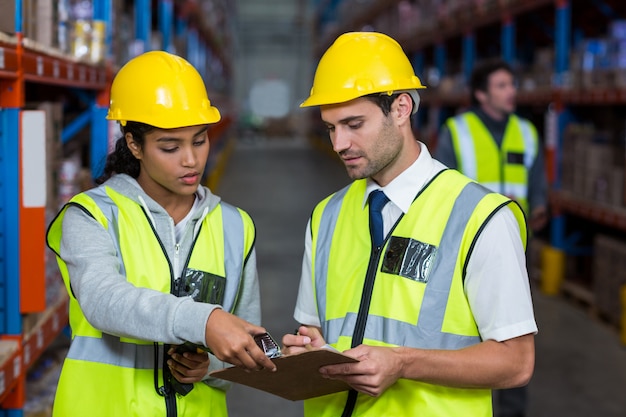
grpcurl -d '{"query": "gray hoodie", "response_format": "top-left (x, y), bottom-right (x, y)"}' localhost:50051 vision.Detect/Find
top-left (57, 174), bottom-right (261, 388)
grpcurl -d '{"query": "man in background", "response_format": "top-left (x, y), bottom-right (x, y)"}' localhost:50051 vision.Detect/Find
top-left (435, 59), bottom-right (548, 234)
top-left (435, 59), bottom-right (548, 417)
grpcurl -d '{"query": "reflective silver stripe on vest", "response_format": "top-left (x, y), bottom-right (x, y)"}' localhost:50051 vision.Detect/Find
top-left (452, 115), bottom-right (478, 180)
top-left (220, 202), bottom-right (245, 312)
top-left (85, 187), bottom-right (127, 277)
top-left (317, 182), bottom-right (486, 350)
top-left (314, 185), bottom-right (351, 324)
top-left (518, 118), bottom-right (537, 170)
top-left (66, 334), bottom-right (156, 369)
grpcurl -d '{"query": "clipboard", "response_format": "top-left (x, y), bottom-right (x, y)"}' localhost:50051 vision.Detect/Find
top-left (209, 348), bottom-right (358, 401)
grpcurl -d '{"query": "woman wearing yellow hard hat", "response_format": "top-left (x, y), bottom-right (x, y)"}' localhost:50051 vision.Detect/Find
top-left (282, 32), bottom-right (536, 417)
top-left (46, 51), bottom-right (275, 417)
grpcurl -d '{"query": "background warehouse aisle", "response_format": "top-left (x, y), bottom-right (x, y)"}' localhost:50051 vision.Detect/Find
top-left (216, 137), bottom-right (348, 417)
top-left (216, 137), bottom-right (626, 417)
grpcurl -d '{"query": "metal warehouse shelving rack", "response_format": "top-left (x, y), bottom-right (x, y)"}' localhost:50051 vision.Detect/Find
top-left (312, 0), bottom-right (626, 319)
top-left (0, 1), bottom-right (234, 415)
top-left (314, 0), bottom-right (626, 229)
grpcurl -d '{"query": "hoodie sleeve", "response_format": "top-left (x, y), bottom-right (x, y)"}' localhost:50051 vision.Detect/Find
top-left (60, 205), bottom-right (217, 345)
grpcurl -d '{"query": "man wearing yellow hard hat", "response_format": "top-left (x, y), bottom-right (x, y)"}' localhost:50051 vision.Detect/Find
top-left (47, 51), bottom-right (275, 417)
top-left (282, 32), bottom-right (537, 417)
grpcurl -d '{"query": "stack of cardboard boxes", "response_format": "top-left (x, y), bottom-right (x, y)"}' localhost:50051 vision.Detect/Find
top-left (560, 123), bottom-right (624, 208)
top-left (593, 234), bottom-right (626, 328)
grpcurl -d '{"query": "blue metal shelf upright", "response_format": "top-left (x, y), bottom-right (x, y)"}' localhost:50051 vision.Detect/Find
top-left (0, 1), bottom-right (235, 412)
top-left (0, 0), bottom-right (112, 414)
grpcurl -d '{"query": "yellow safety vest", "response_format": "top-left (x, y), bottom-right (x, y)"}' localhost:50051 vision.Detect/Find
top-left (46, 185), bottom-right (255, 417)
top-left (306, 170), bottom-right (526, 417)
top-left (446, 112), bottom-right (538, 215)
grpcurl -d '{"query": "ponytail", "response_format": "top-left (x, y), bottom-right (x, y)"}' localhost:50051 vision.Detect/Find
top-left (95, 122), bottom-right (155, 184)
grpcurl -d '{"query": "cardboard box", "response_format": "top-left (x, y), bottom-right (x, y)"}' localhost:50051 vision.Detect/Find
top-left (34, 0), bottom-right (56, 48)
top-left (0, 0), bottom-right (17, 34)
top-left (593, 235), bottom-right (626, 326)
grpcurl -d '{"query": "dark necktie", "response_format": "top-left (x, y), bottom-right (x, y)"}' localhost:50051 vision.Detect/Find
top-left (369, 190), bottom-right (389, 247)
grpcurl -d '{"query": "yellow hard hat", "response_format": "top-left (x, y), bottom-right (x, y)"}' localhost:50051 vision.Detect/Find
top-left (301, 32), bottom-right (425, 108)
top-left (106, 51), bottom-right (221, 128)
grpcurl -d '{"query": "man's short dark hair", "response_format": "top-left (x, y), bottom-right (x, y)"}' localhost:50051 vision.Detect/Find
top-left (470, 60), bottom-right (514, 106)
top-left (364, 93), bottom-right (415, 117)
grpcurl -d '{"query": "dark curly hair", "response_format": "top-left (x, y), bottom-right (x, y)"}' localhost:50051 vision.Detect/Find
top-left (95, 121), bottom-right (156, 184)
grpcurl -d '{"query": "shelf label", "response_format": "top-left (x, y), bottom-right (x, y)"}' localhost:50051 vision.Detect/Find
top-left (68, 64), bottom-right (74, 80)
top-left (37, 56), bottom-right (44, 76)
top-left (13, 356), bottom-right (20, 377)
top-left (0, 48), bottom-right (4, 69)
top-left (24, 344), bottom-right (30, 365)
top-left (0, 371), bottom-right (4, 394)
top-left (52, 313), bottom-right (59, 332)
top-left (79, 67), bottom-right (86, 82)
top-left (53, 60), bottom-right (60, 78)
top-left (36, 328), bottom-right (44, 349)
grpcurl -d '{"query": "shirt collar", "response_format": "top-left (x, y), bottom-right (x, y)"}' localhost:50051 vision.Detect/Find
top-left (363, 142), bottom-right (443, 213)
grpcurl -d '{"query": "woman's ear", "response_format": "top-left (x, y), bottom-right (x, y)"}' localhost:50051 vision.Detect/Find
top-left (125, 133), bottom-right (142, 159)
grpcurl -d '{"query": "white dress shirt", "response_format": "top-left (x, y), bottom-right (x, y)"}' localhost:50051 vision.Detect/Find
top-left (293, 142), bottom-right (538, 342)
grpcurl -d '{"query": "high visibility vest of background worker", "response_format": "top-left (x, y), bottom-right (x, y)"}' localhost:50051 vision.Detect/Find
top-left (281, 32), bottom-right (537, 417)
top-left (435, 60), bottom-right (548, 417)
top-left (435, 59), bottom-right (549, 234)
top-left (46, 51), bottom-right (276, 417)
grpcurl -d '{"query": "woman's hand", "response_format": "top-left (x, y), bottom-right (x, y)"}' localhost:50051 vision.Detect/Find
top-left (167, 347), bottom-right (211, 384)
top-left (204, 308), bottom-right (277, 371)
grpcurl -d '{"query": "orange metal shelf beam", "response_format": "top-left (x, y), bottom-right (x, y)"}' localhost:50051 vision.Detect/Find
top-left (22, 293), bottom-right (69, 370)
top-left (0, 340), bottom-right (21, 405)
top-left (0, 43), bottom-right (19, 74)
top-left (559, 88), bottom-right (626, 105)
top-left (1, 42), bottom-right (107, 90)
top-left (21, 49), bottom-right (107, 90)
top-left (0, 293), bottom-right (69, 407)
top-left (550, 190), bottom-right (626, 232)
top-left (423, 86), bottom-right (626, 108)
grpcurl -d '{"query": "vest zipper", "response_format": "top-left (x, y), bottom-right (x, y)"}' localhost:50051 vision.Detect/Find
top-left (139, 204), bottom-right (205, 414)
top-left (340, 246), bottom-right (384, 417)
top-left (352, 247), bottom-right (382, 347)
top-left (138, 207), bottom-right (179, 414)
top-left (171, 217), bottom-right (180, 275)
